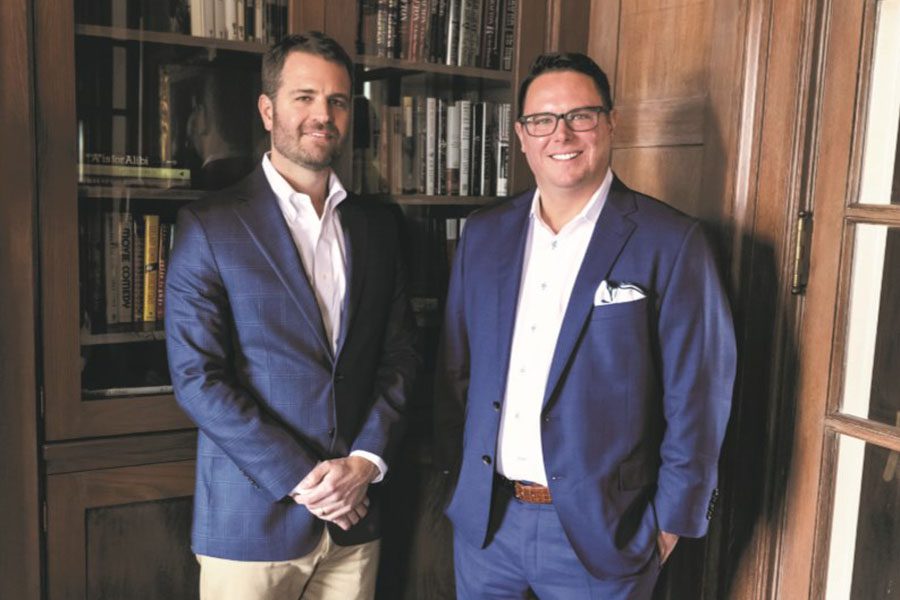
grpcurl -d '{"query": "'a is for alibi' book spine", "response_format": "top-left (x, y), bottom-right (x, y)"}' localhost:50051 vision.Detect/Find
top-left (142, 215), bottom-right (160, 322)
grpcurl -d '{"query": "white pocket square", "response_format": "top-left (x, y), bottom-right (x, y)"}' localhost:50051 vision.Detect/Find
top-left (593, 280), bottom-right (647, 305)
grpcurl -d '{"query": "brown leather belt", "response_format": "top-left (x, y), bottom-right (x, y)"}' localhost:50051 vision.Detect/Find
top-left (496, 474), bottom-right (553, 504)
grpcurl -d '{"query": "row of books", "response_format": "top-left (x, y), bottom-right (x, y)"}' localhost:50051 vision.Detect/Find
top-left (190, 0), bottom-right (288, 43)
top-left (355, 97), bottom-right (512, 197)
top-left (74, 0), bottom-right (287, 44)
top-left (80, 211), bottom-right (176, 333)
top-left (358, 0), bottom-right (518, 70)
top-left (79, 155), bottom-right (192, 189)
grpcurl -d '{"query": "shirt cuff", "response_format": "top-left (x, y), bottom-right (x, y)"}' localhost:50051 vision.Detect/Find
top-left (350, 450), bottom-right (387, 483)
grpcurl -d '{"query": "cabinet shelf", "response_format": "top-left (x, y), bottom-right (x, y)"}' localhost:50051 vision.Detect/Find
top-left (79, 185), bottom-right (205, 202)
top-left (75, 24), bottom-right (269, 53)
top-left (80, 329), bottom-right (166, 346)
top-left (369, 194), bottom-right (494, 206)
top-left (356, 54), bottom-right (514, 83)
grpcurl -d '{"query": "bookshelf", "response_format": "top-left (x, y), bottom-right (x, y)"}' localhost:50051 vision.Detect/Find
top-left (30, 0), bottom-right (546, 597)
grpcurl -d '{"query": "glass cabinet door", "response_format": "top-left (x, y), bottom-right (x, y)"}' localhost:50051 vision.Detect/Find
top-left (37, 0), bottom-right (288, 440)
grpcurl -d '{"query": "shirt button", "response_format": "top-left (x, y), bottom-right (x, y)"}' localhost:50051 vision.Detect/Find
top-left (530, 325), bottom-right (537, 332)
top-left (492, 401), bottom-right (501, 411)
top-left (482, 455), bottom-right (492, 465)
top-left (551, 241), bottom-right (558, 249)
top-left (540, 283), bottom-right (548, 290)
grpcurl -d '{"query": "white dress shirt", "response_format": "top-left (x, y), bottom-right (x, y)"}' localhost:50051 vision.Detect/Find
top-left (262, 155), bottom-right (387, 483)
top-left (496, 169), bottom-right (613, 486)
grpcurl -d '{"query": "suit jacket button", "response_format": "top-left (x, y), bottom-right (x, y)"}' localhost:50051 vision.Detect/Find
top-left (335, 373), bottom-right (345, 382)
top-left (328, 428), bottom-right (335, 438)
top-left (492, 402), bottom-right (501, 412)
top-left (482, 455), bottom-right (492, 465)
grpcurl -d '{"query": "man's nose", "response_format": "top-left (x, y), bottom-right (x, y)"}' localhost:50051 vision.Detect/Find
top-left (551, 118), bottom-right (574, 141)
top-left (309, 97), bottom-right (334, 122)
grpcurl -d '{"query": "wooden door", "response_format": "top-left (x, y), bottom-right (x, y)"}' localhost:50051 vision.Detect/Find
top-left (777, 1), bottom-right (900, 597)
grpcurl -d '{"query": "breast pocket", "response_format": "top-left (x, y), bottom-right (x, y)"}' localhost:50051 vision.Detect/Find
top-left (590, 297), bottom-right (649, 321)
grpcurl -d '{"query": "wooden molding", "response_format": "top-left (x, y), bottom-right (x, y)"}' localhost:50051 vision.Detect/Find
top-left (0, 0), bottom-right (41, 597)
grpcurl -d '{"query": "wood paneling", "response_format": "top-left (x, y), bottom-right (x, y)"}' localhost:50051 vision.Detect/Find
top-left (587, 0), bottom-right (621, 91)
top-left (616, 0), bottom-right (712, 102)
top-left (46, 461), bottom-right (196, 600)
top-left (0, 0), bottom-right (40, 597)
top-left (612, 96), bottom-right (706, 148)
top-left (44, 430), bottom-right (197, 475)
top-left (612, 146), bottom-right (705, 216)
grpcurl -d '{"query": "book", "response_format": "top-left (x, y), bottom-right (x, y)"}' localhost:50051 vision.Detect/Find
top-left (478, 100), bottom-right (496, 196)
top-left (132, 217), bottom-right (146, 325)
top-left (215, 0), bottom-right (227, 38)
top-left (156, 223), bottom-right (172, 319)
top-left (470, 101), bottom-right (483, 195)
top-left (436, 98), bottom-right (446, 195)
top-left (191, 0), bottom-right (207, 36)
top-left (481, 0), bottom-right (503, 69)
top-left (500, 0), bottom-right (517, 71)
top-left (401, 96), bottom-right (417, 193)
top-left (446, 103), bottom-right (461, 195)
top-left (118, 212), bottom-right (134, 324)
top-left (85, 211), bottom-right (105, 332)
top-left (390, 106), bottom-right (404, 194)
top-left (496, 102), bottom-right (511, 196)
top-left (224, 0), bottom-right (237, 39)
top-left (142, 215), bottom-right (161, 322)
top-left (425, 97), bottom-right (437, 195)
top-left (414, 96), bottom-right (428, 193)
top-left (458, 99), bottom-right (472, 196)
top-left (104, 212), bottom-right (121, 326)
top-left (445, 0), bottom-right (460, 65)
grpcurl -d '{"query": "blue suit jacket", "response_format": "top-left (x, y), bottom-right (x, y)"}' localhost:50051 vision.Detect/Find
top-left (434, 178), bottom-right (736, 579)
top-left (165, 167), bottom-right (418, 561)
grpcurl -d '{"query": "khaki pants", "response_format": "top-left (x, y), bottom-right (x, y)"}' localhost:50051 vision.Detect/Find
top-left (197, 530), bottom-right (380, 600)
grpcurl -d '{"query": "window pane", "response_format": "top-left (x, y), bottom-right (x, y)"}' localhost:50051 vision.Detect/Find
top-left (859, 0), bottom-right (900, 205)
top-left (841, 224), bottom-right (900, 428)
top-left (825, 436), bottom-right (900, 599)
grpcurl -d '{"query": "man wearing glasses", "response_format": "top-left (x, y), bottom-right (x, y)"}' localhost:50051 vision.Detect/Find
top-left (434, 52), bottom-right (736, 599)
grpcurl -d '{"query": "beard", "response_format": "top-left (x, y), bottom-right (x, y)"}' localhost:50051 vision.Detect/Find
top-left (271, 112), bottom-right (344, 172)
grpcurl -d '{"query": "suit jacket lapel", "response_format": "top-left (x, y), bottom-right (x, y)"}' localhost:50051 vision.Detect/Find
top-left (542, 180), bottom-right (637, 408)
top-left (232, 168), bottom-right (332, 360)
top-left (494, 194), bottom-right (533, 396)
top-left (335, 199), bottom-right (367, 357)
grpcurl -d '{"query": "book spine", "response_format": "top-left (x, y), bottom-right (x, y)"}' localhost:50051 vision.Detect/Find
top-left (118, 213), bottom-right (134, 324)
top-left (245, 0), bottom-right (255, 41)
top-left (436, 98), bottom-right (446, 195)
top-left (143, 215), bottom-right (160, 322)
top-left (202, 0), bottom-right (216, 37)
top-left (104, 212), bottom-right (121, 326)
top-left (156, 223), bottom-right (171, 319)
top-left (236, 0), bottom-right (245, 40)
top-left (387, 0), bottom-right (399, 58)
top-left (191, 0), bottom-right (206, 36)
top-left (414, 96), bottom-right (428, 193)
top-left (390, 107), bottom-right (404, 194)
top-left (87, 211), bottom-right (105, 331)
top-left (480, 100), bottom-right (496, 196)
top-left (496, 102), bottom-right (511, 196)
top-left (215, 0), bottom-right (227, 38)
top-left (446, 102), bottom-right (460, 195)
top-left (445, 217), bottom-right (459, 264)
top-left (500, 0), bottom-right (517, 71)
top-left (425, 97), bottom-right (437, 195)
top-left (377, 107), bottom-right (392, 192)
top-left (445, 0), bottom-right (460, 66)
top-left (401, 96), bottom-right (417, 193)
top-left (470, 101), bottom-right (483, 195)
top-left (398, 0), bottom-right (411, 59)
top-left (224, 0), bottom-right (237, 39)
top-left (255, 0), bottom-right (264, 42)
top-left (417, 0), bottom-right (431, 62)
top-left (132, 216), bottom-right (146, 324)
top-left (481, 0), bottom-right (500, 69)
top-left (458, 99), bottom-right (472, 196)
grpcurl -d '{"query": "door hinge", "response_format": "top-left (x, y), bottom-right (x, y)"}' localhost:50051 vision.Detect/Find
top-left (791, 210), bottom-right (813, 294)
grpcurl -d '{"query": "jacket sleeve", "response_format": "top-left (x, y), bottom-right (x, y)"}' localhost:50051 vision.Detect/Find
top-left (165, 206), bottom-right (318, 501)
top-left (349, 213), bottom-right (420, 468)
top-left (653, 222), bottom-right (736, 537)
top-left (433, 223), bottom-right (470, 478)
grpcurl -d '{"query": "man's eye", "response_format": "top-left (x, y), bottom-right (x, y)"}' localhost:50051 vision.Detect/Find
top-left (532, 115), bottom-right (555, 126)
top-left (569, 111), bottom-right (592, 121)
top-left (296, 96), bottom-right (312, 102)
top-left (330, 98), bottom-right (348, 108)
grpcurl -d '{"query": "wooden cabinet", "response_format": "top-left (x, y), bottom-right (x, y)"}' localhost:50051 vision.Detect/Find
top-left (28, 0), bottom-right (553, 598)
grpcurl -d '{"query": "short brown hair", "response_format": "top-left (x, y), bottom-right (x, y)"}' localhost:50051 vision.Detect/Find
top-left (261, 31), bottom-right (354, 98)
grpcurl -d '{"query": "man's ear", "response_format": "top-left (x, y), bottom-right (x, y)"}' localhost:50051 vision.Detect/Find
top-left (258, 94), bottom-right (274, 132)
top-left (514, 121), bottom-right (527, 153)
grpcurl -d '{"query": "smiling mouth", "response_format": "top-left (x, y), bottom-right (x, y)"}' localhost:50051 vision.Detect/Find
top-left (549, 152), bottom-right (580, 161)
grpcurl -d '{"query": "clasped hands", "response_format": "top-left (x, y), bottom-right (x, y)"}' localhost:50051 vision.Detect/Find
top-left (290, 456), bottom-right (380, 531)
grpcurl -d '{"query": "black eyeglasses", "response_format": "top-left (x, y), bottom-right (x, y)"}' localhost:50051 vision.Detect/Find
top-left (517, 106), bottom-right (610, 137)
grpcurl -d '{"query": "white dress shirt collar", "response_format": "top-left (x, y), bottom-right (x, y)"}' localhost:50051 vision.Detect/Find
top-left (529, 167), bottom-right (613, 234)
top-left (262, 153), bottom-right (347, 219)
